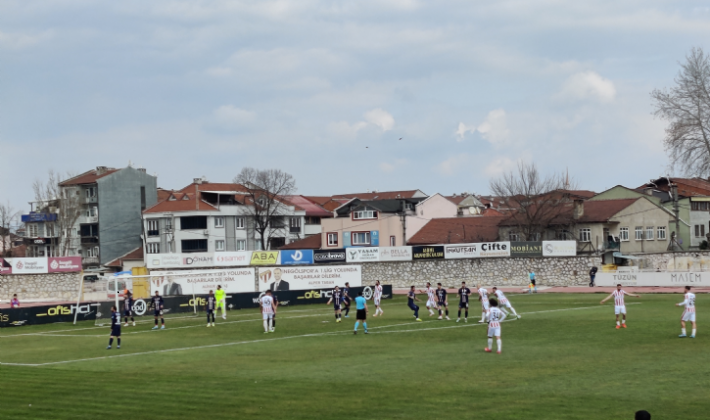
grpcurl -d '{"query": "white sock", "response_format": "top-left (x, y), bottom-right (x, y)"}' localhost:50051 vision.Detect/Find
top-left (263, 320), bottom-right (268, 332)
top-left (692, 329), bottom-right (696, 336)
top-left (511, 308), bottom-right (518, 316)
top-left (616, 321), bottom-right (620, 326)
top-left (497, 339), bottom-right (502, 351)
top-left (682, 328), bottom-right (687, 335)
top-left (268, 319), bottom-right (273, 330)
top-left (481, 313), bottom-right (486, 321)
top-left (622, 319), bottom-right (626, 324)
top-left (488, 338), bottom-right (493, 349)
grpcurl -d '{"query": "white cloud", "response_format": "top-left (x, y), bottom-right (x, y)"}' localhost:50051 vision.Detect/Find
top-left (455, 122), bottom-right (475, 142)
top-left (364, 108), bottom-right (395, 131)
top-left (437, 154), bottom-right (470, 176)
top-left (558, 71), bottom-right (616, 103)
top-left (483, 156), bottom-right (517, 177)
top-left (213, 105), bottom-right (256, 125)
top-left (476, 109), bottom-right (510, 144)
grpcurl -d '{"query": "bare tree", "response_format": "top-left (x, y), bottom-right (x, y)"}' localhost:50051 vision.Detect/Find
top-left (33, 170), bottom-right (82, 256)
top-left (0, 201), bottom-right (19, 257)
top-left (651, 47), bottom-right (710, 176)
top-left (234, 168), bottom-right (297, 250)
top-left (489, 162), bottom-right (575, 241)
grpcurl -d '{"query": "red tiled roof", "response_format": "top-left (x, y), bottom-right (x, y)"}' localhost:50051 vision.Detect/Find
top-left (333, 190), bottom-right (423, 200)
top-left (445, 195), bottom-right (468, 205)
top-left (408, 217), bottom-right (506, 245)
top-left (303, 196), bottom-right (332, 205)
top-left (157, 188), bottom-right (174, 201)
top-left (143, 192), bottom-right (218, 213)
top-left (498, 198), bottom-right (641, 226)
top-left (178, 182), bottom-right (250, 194)
top-left (640, 177), bottom-right (710, 197)
top-left (279, 235), bottom-right (322, 250)
top-left (105, 247), bottom-right (144, 267)
top-left (481, 208), bottom-right (505, 217)
top-left (59, 168), bottom-right (120, 186)
top-left (283, 196), bottom-right (332, 217)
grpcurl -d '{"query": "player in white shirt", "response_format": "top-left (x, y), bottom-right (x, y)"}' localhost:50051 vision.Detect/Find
top-left (600, 284), bottom-right (640, 329)
top-left (492, 287), bottom-right (520, 319)
top-left (419, 282), bottom-right (438, 317)
top-left (676, 285), bottom-right (696, 338)
top-left (485, 299), bottom-right (507, 354)
top-left (477, 284), bottom-right (489, 323)
top-left (260, 290), bottom-right (276, 333)
top-left (372, 281), bottom-right (384, 317)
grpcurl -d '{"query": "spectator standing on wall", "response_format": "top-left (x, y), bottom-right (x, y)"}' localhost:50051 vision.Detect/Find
top-left (10, 294), bottom-right (20, 308)
top-left (589, 266), bottom-right (598, 287)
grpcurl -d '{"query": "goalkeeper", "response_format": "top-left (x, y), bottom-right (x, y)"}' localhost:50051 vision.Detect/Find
top-left (215, 285), bottom-right (227, 320)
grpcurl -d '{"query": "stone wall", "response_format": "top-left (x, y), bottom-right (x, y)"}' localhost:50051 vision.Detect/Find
top-left (361, 256), bottom-right (601, 288)
top-left (0, 273), bottom-right (82, 302)
top-left (638, 252), bottom-right (710, 271)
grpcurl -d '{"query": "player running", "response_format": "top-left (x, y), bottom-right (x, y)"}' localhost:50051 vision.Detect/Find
top-left (477, 284), bottom-right (489, 323)
top-left (457, 282), bottom-right (472, 323)
top-left (408, 286), bottom-right (423, 322)
top-left (341, 282), bottom-right (352, 318)
top-left (150, 290), bottom-right (166, 330)
top-left (123, 290), bottom-right (135, 327)
top-left (107, 306), bottom-right (121, 350)
top-left (485, 299), bottom-right (507, 354)
top-left (492, 287), bottom-right (520, 319)
top-left (419, 282), bottom-right (438, 317)
top-left (206, 290), bottom-right (217, 327)
top-left (373, 281), bottom-right (384, 317)
top-left (677, 286), bottom-right (696, 338)
top-left (215, 285), bottom-right (227, 320)
top-left (326, 286), bottom-right (343, 323)
top-left (436, 283), bottom-right (450, 320)
top-left (600, 284), bottom-right (640, 328)
top-left (261, 290), bottom-right (276, 333)
top-left (353, 291), bottom-right (369, 335)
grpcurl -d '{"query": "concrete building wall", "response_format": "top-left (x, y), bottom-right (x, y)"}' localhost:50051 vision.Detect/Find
top-left (406, 194), bottom-right (457, 241)
top-left (610, 198), bottom-right (673, 254)
top-left (321, 213), bottom-right (403, 248)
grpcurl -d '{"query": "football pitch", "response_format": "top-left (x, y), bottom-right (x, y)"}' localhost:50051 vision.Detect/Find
top-left (1, 293), bottom-right (708, 419)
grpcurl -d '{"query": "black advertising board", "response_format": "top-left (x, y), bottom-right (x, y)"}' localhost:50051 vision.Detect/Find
top-left (509, 242), bottom-right (543, 257)
top-left (0, 302), bottom-right (100, 327)
top-left (313, 249), bottom-right (347, 264)
top-left (412, 246), bottom-right (445, 260)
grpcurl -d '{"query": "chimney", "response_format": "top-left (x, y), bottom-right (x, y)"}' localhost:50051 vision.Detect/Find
top-left (573, 199), bottom-right (584, 220)
top-left (96, 166), bottom-right (108, 175)
top-left (137, 167), bottom-right (146, 173)
top-left (193, 178), bottom-right (203, 185)
top-left (643, 187), bottom-right (654, 196)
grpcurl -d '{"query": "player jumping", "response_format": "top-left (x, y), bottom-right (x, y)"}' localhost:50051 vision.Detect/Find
top-left (600, 284), bottom-right (640, 328)
top-left (408, 286), bottom-right (422, 322)
top-left (373, 281), bottom-right (384, 317)
top-left (477, 284), bottom-right (489, 323)
top-left (353, 291), bottom-right (369, 335)
top-left (215, 285), bottom-right (227, 320)
top-left (677, 286), bottom-right (696, 338)
top-left (419, 282), bottom-right (438, 317)
top-left (485, 299), bottom-right (507, 354)
top-left (150, 290), bottom-right (166, 330)
top-left (123, 290), bottom-right (135, 327)
top-left (457, 282), bottom-right (471, 323)
top-left (107, 305), bottom-right (121, 350)
top-left (261, 290), bottom-right (276, 333)
top-left (206, 290), bottom-right (216, 327)
top-left (436, 283), bottom-right (450, 320)
top-left (327, 286), bottom-right (343, 322)
top-left (492, 287), bottom-right (520, 319)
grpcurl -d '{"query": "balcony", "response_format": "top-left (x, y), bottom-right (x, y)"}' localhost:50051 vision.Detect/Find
top-left (289, 226), bottom-right (301, 234)
top-left (81, 237), bottom-right (99, 244)
top-left (83, 256), bottom-right (99, 265)
top-left (604, 241), bottom-right (620, 250)
top-left (147, 230), bottom-right (160, 237)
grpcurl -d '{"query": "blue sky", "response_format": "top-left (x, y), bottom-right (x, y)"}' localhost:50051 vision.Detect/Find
top-left (2, 0), bottom-right (710, 209)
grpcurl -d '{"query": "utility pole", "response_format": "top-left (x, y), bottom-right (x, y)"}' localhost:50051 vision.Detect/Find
top-left (672, 183), bottom-right (680, 252)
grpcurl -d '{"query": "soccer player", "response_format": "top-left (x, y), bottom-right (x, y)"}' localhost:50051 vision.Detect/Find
top-left (123, 291), bottom-right (135, 327)
top-left (457, 282), bottom-right (472, 323)
top-left (261, 290), bottom-right (276, 333)
top-left (271, 293), bottom-right (279, 331)
top-left (107, 305), bottom-right (121, 350)
top-left (600, 284), bottom-right (640, 328)
top-left (341, 282), bottom-right (352, 318)
top-left (436, 283), bottom-right (450, 320)
top-left (419, 282), bottom-right (438, 316)
top-left (477, 284), bottom-right (489, 323)
top-left (206, 290), bottom-right (216, 327)
top-left (326, 286), bottom-right (343, 322)
top-left (150, 290), bottom-right (166, 330)
top-left (353, 291), bottom-right (369, 335)
top-left (485, 298), bottom-right (507, 354)
top-left (408, 286), bottom-right (422, 322)
top-left (215, 285), bottom-right (227, 320)
top-left (676, 285), bottom-right (696, 338)
top-left (529, 271), bottom-right (537, 293)
top-left (492, 287), bottom-right (520, 319)
top-left (373, 280), bottom-right (384, 317)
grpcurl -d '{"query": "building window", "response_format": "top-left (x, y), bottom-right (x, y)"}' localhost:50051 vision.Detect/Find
top-left (657, 226), bottom-right (666, 240)
top-left (269, 217), bottom-right (285, 228)
top-left (327, 232), bottom-right (338, 247)
top-left (289, 217), bottom-right (301, 233)
top-left (305, 216), bottom-right (321, 225)
top-left (215, 240), bottom-right (225, 251)
top-left (635, 227), bottom-right (643, 241)
top-left (508, 232), bottom-right (520, 242)
top-left (85, 187), bottom-right (96, 198)
top-left (351, 232), bottom-right (371, 245)
top-left (215, 217), bottom-right (224, 228)
top-left (691, 202), bottom-right (710, 211)
top-left (236, 217), bottom-right (245, 229)
top-left (146, 243), bottom-right (160, 254)
top-left (181, 239), bottom-right (208, 253)
top-left (140, 186), bottom-right (146, 211)
top-left (147, 220), bottom-right (159, 236)
top-left (353, 210), bottom-right (377, 220)
top-left (390, 236), bottom-right (396, 246)
top-left (528, 232), bottom-right (541, 241)
top-left (237, 240), bottom-right (246, 251)
top-left (46, 224), bottom-right (55, 237)
top-left (646, 227), bottom-right (654, 241)
top-left (28, 224), bottom-right (38, 238)
top-left (619, 227), bottom-right (629, 242)
top-left (579, 228), bottom-right (591, 242)
top-left (180, 216), bottom-right (207, 230)
top-left (695, 224), bottom-right (706, 238)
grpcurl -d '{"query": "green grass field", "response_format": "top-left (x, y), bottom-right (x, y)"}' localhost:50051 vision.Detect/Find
top-left (1, 293), bottom-right (708, 419)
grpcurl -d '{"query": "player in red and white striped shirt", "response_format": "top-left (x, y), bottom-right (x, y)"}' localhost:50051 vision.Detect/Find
top-left (419, 282), bottom-right (438, 317)
top-left (372, 281), bottom-right (384, 317)
top-left (600, 284), bottom-right (640, 329)
top-left (676, 285), bottom-right (696, 338)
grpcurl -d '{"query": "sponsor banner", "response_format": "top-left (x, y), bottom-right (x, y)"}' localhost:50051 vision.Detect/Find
top-left (147, 252), bottom-right (254, 269)
top-left (214, 252), bottom-right (252, 266)
top-left (9, 258), bottom-right (49, 274)
top-left (228, 285), bottom-right (393, 310)
top-left (509, 242), bottom-right (543, 258)
top-left (0, 302), bottom-right (100, 327)
top-left (149, 268), bottom-right (256, 295)
top-left (346, 247), bottom-right (380, 263)
top-left (542, 241), bottom-right (577, 256)
top-left (412, 246), bottom-right (445, 260)
top-left (314, 249), bottom-right (346, 264)
top-left (371, 230), bottom-right (379, 246)
top-left (0, 258), bottom-right (12, 274)
top-left (595, 272), bottom-right (710, 287)
top-left (251, 251), bottom-right (280, 266)
top-left (445, 242), bottom-right (511, 259)
top-left (257, 265), bottom-right (361, 292)
top-left (48, 257), bottom-right (82, 273)
top-left (280, 250), bottom-right (314, 265)
top-left (379, 246), bottom-right (413, 262)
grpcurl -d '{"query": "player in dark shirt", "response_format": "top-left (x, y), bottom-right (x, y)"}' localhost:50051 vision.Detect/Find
top-left (271, 293), bottom-right (279, 331)
top-left (408, 286), bottom-right (422, 322)
top-left (123, 291), bottom-right (135, 327)
top-left (436, 283), bottom-right (450, 320)
top-left (457, 282), bottom-right (472, 323)
top-left (206, 290), bottom-right (216, 327)
top-left (327, 286), bottom-right (343, 323)
top-left (150, 291), bottom-right (166, 330)
top-left (107, 306), bottom-right (121, 350)
top-left (341, 282), bottom-right (351, 318)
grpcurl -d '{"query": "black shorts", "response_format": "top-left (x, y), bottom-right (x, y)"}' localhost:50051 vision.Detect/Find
top-left (123, 310), bottom-right (132, 317)
top-left (438, 301), bottom-right (447, 307)
top-left (154, 310), bottom-right (163, 317)
top-left (334, 303), bottom-right (341, 311)
top-left (459, 302), bottom-right (469, 309)
top-left (206, 309), bottom-right (214, 314)
top-left (356, 309), bottom-right (367, 320)
top-left (111, 326), bottom-right (121, 337)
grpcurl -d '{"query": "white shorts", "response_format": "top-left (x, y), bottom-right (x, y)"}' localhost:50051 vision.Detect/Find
top-left (482, 301), bottom-right (490, 310)
top-left (614, 305), bottom-right (626, 315)
top-left (501, 300), bottom-right (513, 309)
top-left (262, 313), bottom-right (274, 320)
top-left (487, 326), bottom-right (501, 337)
top-left (374, 297), bottom-right (381, 306)
top-left (426, 300), bottom-right (437, 308)
top-left (681, 310), bottom-right (696, 322)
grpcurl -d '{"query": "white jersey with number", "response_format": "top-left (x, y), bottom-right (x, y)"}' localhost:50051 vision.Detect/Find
top-left (494, 290), bottom-right (508, 304)
top-left (479, 288), bottom-right (488, 301)
top-left (261, 295), bottom-right (274, 314)
top-left (487, 307), bottom-right (506, 337)
top-left (680, 292), bottom-right (696, 322)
